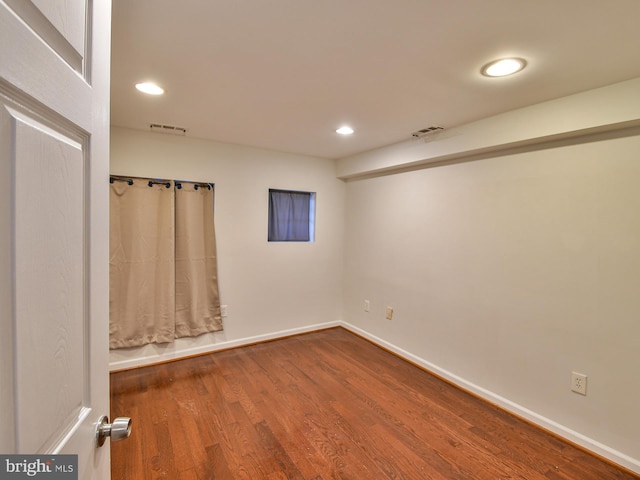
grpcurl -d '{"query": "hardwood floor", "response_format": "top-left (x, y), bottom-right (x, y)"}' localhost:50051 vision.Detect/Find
top-left (110, 327), bottom-right (638, 479)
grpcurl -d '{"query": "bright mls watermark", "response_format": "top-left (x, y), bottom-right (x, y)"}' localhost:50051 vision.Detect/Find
top-left (0, 455), bottom-right (77, 479)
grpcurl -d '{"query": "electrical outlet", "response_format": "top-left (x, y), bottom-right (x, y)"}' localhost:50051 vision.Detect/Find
top-left (571, 371), bottom-right (587, 395)
top-left (220, 305), bottom-right (228, 318)
top-left (385, 306), bottom-right (393, 320)
top-left (364, 300), bottom-right (370, 312)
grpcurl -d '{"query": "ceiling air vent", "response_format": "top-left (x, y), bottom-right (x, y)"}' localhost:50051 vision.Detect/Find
top-left (411, 126), bottom-right (444, 138)
top-left (150, 123), bottom-right (187, 136)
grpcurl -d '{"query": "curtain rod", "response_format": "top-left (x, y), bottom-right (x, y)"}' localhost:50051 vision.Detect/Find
top-left (175, 181), bottom-right (212, 190)
top-left (109, 176), bottom-right (134, 185)
top-left (147, 180), bottom-right (172, 188)
top-left (109, 176), bottom-right (213, 190)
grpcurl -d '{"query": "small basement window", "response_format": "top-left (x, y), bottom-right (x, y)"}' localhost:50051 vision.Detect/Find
top-left (268, 189), bottom-right (316, 242)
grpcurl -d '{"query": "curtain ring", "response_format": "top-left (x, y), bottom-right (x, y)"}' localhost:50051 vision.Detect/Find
top-left (176, 183), bottom-right (182, 189)
top-left (194, 184), bottom-right (199, 190)
top-left (128, 179), bottom-right (133, 185)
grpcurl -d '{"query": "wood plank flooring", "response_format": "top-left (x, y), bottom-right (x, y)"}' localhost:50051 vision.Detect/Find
top-left (110, 327), bottom-right (638, 479)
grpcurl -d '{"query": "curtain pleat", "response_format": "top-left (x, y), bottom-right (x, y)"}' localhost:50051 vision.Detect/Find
top-left (174, 184), bottom-right (222, 337)
top-left (109, 179), bottom-right (175, 349)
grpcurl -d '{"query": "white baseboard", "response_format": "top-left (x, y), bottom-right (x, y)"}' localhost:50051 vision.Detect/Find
top-left (339, 322), bottom-right (640, 476)
top-left (108, 320), bottom-right (341, 372)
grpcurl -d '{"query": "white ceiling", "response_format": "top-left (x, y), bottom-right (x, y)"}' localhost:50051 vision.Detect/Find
top-left (110, 0), bottom-right (640, 160)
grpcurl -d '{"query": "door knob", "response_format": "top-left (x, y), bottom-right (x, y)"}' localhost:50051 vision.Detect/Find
top-left (96, 415), bottom-right (132, 447)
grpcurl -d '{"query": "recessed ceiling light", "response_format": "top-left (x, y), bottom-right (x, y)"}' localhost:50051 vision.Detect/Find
top-left (336, 126), bottom-right (354, 135)
top-left (481, 58), bottom-right (527, 77)
top-left (135, 82), bottom-right (164, 95)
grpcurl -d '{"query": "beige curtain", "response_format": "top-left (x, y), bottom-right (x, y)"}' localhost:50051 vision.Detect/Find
top-left (109, 179), bottom-right (175, 348)
top-left (175, 183), bottom-right (222, 337)
top-left (109, 178), bottom-right (222, 349)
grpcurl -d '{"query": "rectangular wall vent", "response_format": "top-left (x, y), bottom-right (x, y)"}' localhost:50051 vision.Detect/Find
top-left (150, 123), bottom-right (187, 135)
top-left (411, 126), bottom-right (444, 138)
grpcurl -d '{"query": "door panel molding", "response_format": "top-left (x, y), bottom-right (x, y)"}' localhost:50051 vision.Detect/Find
top-left (0, 6), bottom-right (91, 131)
top-left (10, 105), bottom-right (89, 453)
top-left (3, 0), bottom-right (85, 74)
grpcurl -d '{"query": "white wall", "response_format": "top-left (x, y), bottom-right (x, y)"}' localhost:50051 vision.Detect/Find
top-left (109, 127), bottom-right (345, 369)
top-left (109, 79), bottom-right (640, 473)
top-left (340, 80), bottom-right (640, 472)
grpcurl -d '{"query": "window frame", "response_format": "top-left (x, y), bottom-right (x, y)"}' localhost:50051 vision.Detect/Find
top-left (268, 188), bottom-right (316, 242)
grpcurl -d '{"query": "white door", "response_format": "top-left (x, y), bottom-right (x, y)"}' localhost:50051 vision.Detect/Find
top-left (0, 1), bottom-right (112, 478)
